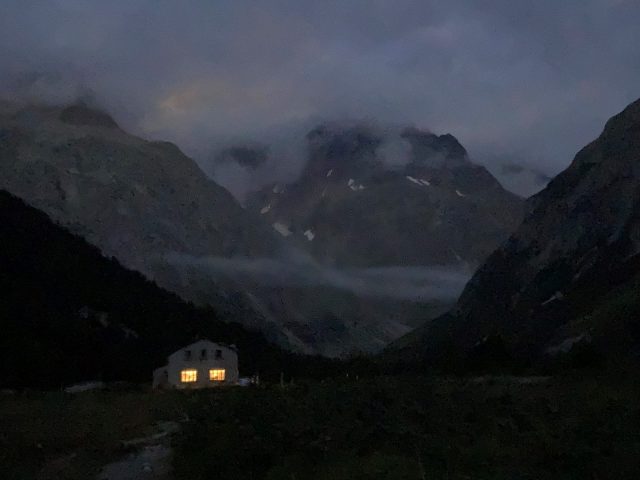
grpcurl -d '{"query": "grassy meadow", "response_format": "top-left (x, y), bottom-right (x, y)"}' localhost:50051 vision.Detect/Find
top-left (2, 372), bottom-right (640, 479)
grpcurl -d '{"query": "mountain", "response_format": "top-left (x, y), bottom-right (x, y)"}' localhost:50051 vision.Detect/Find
top-left (403, 98), bottom-right (640, 367)
top-left (0, 103), bottom-right (453, 356)
top-left (0, 104), bottom-right (525, 358)
top-left (0, 189), bottom-right (329, 388)
top-left (0, 103), bottom-right (291, 337)
top-left (247, 123), bottom-right (524, 268)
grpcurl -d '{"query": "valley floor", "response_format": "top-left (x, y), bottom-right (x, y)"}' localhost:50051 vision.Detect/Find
top-left (1, 373), bottom-right (639, 480)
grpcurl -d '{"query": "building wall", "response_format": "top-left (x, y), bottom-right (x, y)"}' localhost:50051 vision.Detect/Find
top-left (152, 366), bottom-right (169, 389)
top-left (166, 340), bottom-right (239, 389)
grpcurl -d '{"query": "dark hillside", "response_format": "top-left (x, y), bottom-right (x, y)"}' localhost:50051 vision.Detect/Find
top-left (0, 190), bottom-right (336, 388)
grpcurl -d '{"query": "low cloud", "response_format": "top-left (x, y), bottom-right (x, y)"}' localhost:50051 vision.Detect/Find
top-left (377, 136), bottom-right (412, 167)
top-left (166, 252), bottom-right (471, 302)
top-left (209, 123), bottom-right (427, 199)
top-left (1, 1), bottom-right (639, 197)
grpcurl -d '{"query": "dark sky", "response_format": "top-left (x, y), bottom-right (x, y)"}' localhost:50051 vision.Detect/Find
top-left (1, 0), bottom-right (639, 191)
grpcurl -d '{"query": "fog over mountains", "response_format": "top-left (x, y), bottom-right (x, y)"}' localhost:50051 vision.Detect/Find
top-left (1, 1), bottom-right (639, 360)
top-left (3, 4), bottom-right (640, 478)
top-left (0, 102), bottom-right (483, 356)
top-left (166, 253), bottom-right (470, 303)
top-left (2, 1), bottom-right (640, 200)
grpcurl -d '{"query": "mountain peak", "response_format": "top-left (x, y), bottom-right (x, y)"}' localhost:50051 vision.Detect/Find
top-left (304, 123), bottom-right (383, 177)
top-left (400, 127), bottom-right (469, 166)
top-left (603, 96), bottom-right (640, 131)
top-left (59, 104), bottom-right (120, 129)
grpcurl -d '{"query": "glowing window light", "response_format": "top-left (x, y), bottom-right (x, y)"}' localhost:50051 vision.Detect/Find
top-left (181, 369), bottom-right (198, 383)
top-left (209, 369), bottom-right (226, 381)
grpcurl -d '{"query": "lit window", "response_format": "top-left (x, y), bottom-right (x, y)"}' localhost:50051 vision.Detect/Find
top-left (209, 369), bottom-right (226, 381)
top-left (181, 369), bottom-right (197, 383)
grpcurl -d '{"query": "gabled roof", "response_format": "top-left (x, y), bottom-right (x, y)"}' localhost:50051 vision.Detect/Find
top-left (167, 339), bottom-right (238, 360)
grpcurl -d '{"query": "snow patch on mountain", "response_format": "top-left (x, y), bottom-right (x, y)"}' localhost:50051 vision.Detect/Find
top-left (406, 175), bottom-right (423, 186)
top-left (405, 176), bottom-right (431, 187)
top-left (348, 178), bottom-right (365, 191)
top-left (541, 291), bottom-right (565, 306)
top-left (272, 222), bottom-right (292, 237)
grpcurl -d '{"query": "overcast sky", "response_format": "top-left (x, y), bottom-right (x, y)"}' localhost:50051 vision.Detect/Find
top-left (1, 0), bottom-right (639, 187)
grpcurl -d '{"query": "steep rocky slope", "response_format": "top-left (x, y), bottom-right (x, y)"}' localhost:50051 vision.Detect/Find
top-left (0, 104), bottom-right (277, 262)
top-left (248, 124), bottom-right (523, 268)
top-left (0, 103), bottom-right (293, 339)
top-left (406, 97), bottom-right (640, 365)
